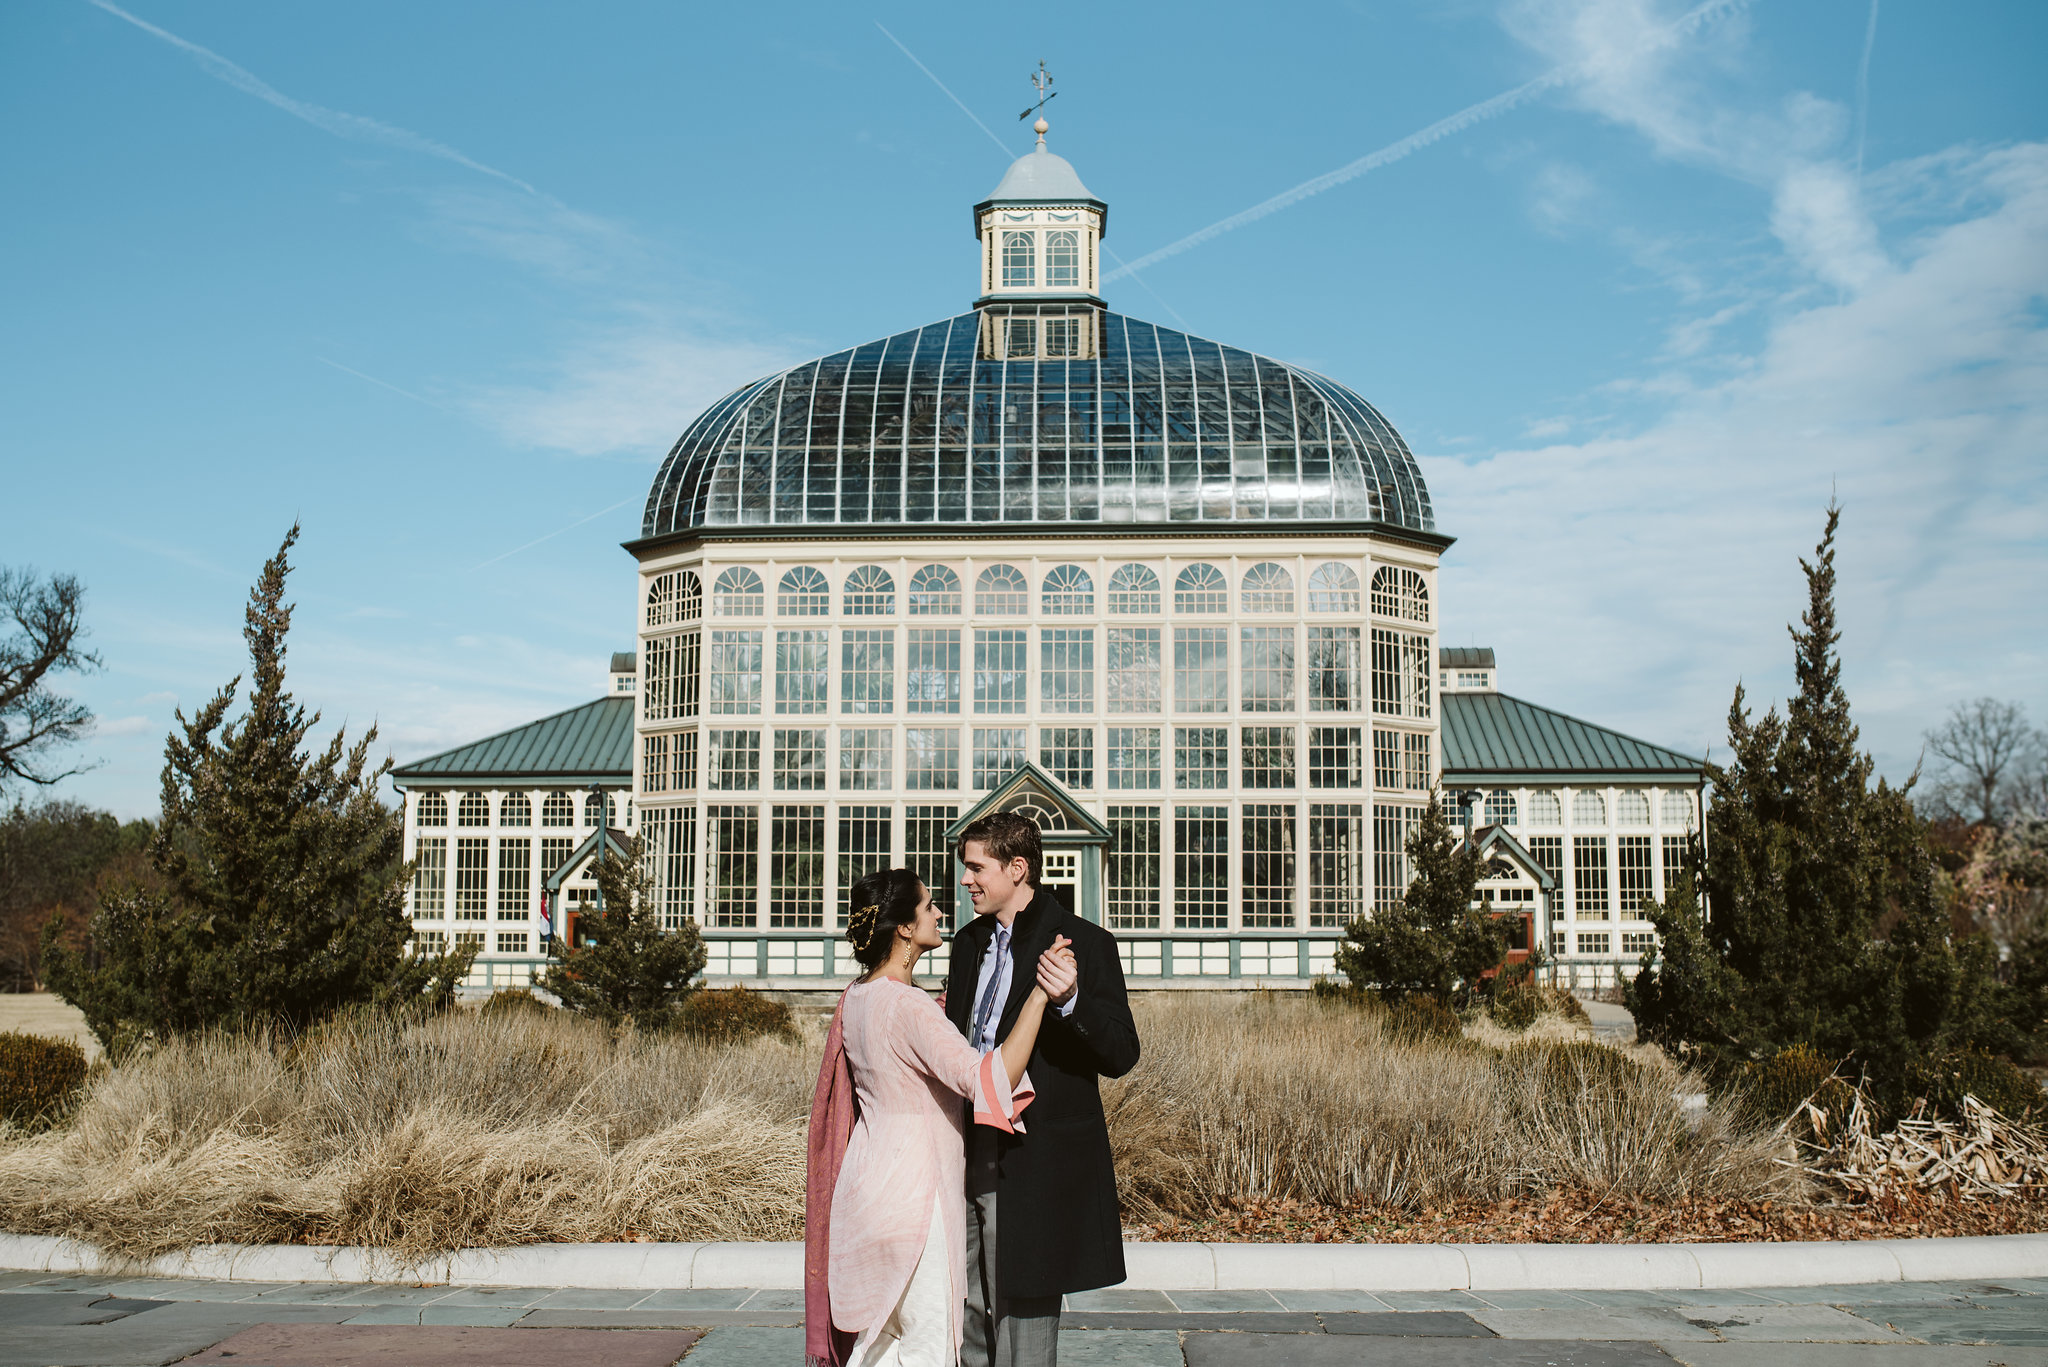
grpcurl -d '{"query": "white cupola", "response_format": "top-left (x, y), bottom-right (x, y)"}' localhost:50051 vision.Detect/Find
top-left (972, 120), bottom-right (1107, 359)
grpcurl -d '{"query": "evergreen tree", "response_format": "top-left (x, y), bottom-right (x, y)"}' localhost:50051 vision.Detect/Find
top-left (1628, 505), bottom-right (2013, 1099)
top-left (42, 526), bottom-right (473, 1050)
top-left (537, 837), bottom-right (706, 1032)
top-left (1336, 793), bottom-right (1510, 1004)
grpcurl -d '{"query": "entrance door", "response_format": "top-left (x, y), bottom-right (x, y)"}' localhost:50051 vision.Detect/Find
top-left (1042, 850), bottom-right (1079, 916)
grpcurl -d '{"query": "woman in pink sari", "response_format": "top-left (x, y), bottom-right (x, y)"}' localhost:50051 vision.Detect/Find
top-left (806, 868), bottom-right (1069, 1367)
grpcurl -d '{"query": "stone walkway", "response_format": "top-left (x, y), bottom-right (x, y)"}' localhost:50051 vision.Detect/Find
top-left (2, 1271), bottom-right (2046, 1366)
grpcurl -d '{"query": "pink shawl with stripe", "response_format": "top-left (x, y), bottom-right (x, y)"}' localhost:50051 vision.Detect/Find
top-left (805, 996), bottom-right (859, 1367)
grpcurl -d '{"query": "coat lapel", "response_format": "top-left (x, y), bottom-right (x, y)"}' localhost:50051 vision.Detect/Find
top-left (997, 890), bottom-right (1062, 1041)
top-left (948, 913), bottom-right (993, 1034)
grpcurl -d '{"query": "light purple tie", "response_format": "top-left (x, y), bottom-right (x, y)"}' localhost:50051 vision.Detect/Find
top-left (972, 925), bottom-right (1010, 1051)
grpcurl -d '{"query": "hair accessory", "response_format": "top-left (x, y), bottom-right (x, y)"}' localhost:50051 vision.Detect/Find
top-left (849, 903), bottom-right (883, 952)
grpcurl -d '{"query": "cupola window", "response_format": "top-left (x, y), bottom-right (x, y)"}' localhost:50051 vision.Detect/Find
top-left (1002, 231), bottom-right (1036, 288)
top-left (1046, 230), bottom-right (1079, 288)
top-left (1004, 317), bottom-right (1037, 359)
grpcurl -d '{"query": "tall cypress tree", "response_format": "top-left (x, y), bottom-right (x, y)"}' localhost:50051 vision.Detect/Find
top-left (44, 526), bottom-right (473, 1049)
top-left (1629, 506), bottom-right (2007, 1097)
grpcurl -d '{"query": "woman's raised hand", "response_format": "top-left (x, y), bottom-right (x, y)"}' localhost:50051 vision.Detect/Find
top-left (1034, 934), bottom-right (1076, 1004)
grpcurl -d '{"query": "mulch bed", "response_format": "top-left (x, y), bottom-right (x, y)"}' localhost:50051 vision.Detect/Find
top-left (1131, 1189), bottom-right (2048, 1244)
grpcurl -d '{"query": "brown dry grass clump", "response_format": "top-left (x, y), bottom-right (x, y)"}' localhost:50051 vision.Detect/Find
top-left (0, 992), bottom-right (1795, 1262)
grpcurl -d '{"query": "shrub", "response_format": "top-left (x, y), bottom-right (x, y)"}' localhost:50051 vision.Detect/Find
top-left (479, 989), bottom-right (550, 1017)
top-left (0, 1032), bottom-right (89, 1127)
top-left (677, 986), bottom-right (796, 1045)
top-left (1490, 981), bottom-right (1541, 1032)
top-left (1504, 1038), bottom-right (1646, 1104)
top-left (1387, 995), bottom-right (1462, 1044)
top-left (1904, 1048), bottom-right (2044, 1123)
top-left (1738, 1042), bottom-right (1856, 1140)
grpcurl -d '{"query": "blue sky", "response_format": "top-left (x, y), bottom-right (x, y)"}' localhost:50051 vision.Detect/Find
top-left (4, 0), bottom-right (2044, 819)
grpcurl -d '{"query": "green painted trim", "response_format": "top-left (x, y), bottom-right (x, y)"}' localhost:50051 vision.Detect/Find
top-left (394, 774), bottom-right (628, 790)
top-left (1443, 771), bottom-right (1703, 786)
top-left (624, 519), bottom-right (1455, 557)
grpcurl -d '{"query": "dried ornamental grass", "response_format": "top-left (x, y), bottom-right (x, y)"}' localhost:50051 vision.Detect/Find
top-left (1793, 1090), bottom-right (2048, 1202)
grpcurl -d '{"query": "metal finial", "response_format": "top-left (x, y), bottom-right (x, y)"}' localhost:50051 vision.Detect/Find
top-left (1018, 60), bottom-right (1058, 131)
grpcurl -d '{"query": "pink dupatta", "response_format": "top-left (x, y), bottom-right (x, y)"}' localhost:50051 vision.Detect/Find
top-left (804, 995), bottom-right (859, 1367)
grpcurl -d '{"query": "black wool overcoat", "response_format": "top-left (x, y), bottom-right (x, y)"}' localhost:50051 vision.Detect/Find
top-left (945, 891), bottom-right (1141, 1298)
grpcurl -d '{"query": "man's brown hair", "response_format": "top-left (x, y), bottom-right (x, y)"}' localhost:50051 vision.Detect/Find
top-left (957, 811), bottom-right (1043, 887)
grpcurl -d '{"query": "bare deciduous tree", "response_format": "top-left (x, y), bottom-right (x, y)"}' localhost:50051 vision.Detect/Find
top-left (0, 569), bottom-right (100, 789)
top-left (1923, 697), bottom-right (2043, 826)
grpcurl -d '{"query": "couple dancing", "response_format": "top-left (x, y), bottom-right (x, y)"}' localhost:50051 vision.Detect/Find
top-left (806, 812), bottom-right (1141, 1367)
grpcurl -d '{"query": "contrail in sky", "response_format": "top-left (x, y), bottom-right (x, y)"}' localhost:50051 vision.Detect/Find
top-left (83, 0), bottom-right (540, 196)
top-left (1104, 0), bottom-right (1758, 282)
top-left (316, 356), bottom-right (451, 413)
top-left (470, 497), bottom-right (640, 572)
top-left (1854, 0), bottom-right (1880, 177)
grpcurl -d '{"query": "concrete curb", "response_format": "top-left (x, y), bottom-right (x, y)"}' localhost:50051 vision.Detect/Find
top-left (6, 1232), bottom-right (2048, 1291)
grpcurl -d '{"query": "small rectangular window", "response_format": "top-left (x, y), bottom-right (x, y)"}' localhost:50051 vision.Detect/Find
top-left (775, 630), bottom-right (829, 714)
top-left (1004, 317), bottom-right (1038, 357)
top-left (973, 629), bottom-right (1028, 713)
top-left (1173, 627), bottom-right (1228, 713)
top-left (905, 805), bottom-right (960, 923)
top-left (1240, 627), bottom-right (1295, 713)
top-left (1574, 835), bottom-right (1611, 919)
top-left (905, 728), bottom-right (961, 791)
top-left (769, 805), bottom-right (825, 928)
top-left (772, 729), bottom-right (827, 791)
top-left (496, 931), bottom-right (529, 955)
top-left (1107, 627), bottom-right (1161, 713)
top-left (1661, 834), bottom-right (1690, 894)
top-left (708, 631), bottom-right (764, 714)
top-left (1622, 930), bottom-right (1657, 956)
top-left (1368, 628), bottom-right (1431, 719)
top-left (1241, 726), bottom-right (1296, 789)
top-left (1529, 835), bottom-right (1564, 888)
top-left (1371, 802), bottom-right (1422, 912)
top-left (455, 838), bottom-right (489, 919)
top-left (1617, 835), bottom-right (1654, 916)
top-left (1044, 316), bottom-right (1080, 356)
top-left (1308, 726), bottom-right (1365, 789)
top-left (841, 630), bottom-right (895, 714)
top-left (673, 731), bottom-right (699, 791)
top-left (972, 728), bottom-right (1026, 790)
top-left (642, 733), bottom-right (669, 794)
top-left (496, 839), bottom-right (530, 918)
top-left (839, 728), bottom-right (893, 791)
top-left (1242, 803), bottom-right (1297, 928)
top-left (1106, 727), bottom-right (1162, 790)
top-left (906, 628), bottom-right (962, 713)
top-left (707, 805), bottom-right (758, 928)
top-left (1174, 806), bottom-right (1230, 930)
top-left (1106, 806), bottom-right (1161, 930)
top-left (1173, 727), bottom-right (1229, 790)
top-left (1310, 627), bottom-right (1365, 712)
top-left (1040, 629), bottom-right (1094, 713)
top-left (1040, 727), bottom-right (1094, 790)
top-left (1577, 932), bottom-right (1611, 955)
top-left (837, 806), bottom-right (891, 924)
top-left (413, 837), bottom-right (446, 916)
top-left (709, 730), bottom-right (762, 791)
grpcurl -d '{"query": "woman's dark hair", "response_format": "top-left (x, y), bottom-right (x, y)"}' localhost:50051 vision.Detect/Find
top-left (846, 867), bottom-right (925, 971)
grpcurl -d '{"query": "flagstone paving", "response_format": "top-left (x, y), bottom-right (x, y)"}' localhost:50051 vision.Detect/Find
top-left (0, 1273), bottom-right (2039, 1366)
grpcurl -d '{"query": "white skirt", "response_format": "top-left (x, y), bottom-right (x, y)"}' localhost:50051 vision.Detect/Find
top-left (848, 1190), bottom-right (952, 1367)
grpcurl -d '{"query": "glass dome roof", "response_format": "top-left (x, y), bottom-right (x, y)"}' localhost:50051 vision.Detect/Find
top-left (639, 311), bottom-right (1435, 539)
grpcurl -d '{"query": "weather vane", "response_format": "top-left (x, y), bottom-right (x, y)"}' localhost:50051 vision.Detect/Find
top-left (1018, 61), bottom-right (1057, 122)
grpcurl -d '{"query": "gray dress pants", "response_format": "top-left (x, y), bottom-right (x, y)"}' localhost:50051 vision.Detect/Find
top-left (963, 1128), bottom-right (1061, 1367)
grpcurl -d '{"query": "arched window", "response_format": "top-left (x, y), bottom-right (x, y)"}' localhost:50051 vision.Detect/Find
top-left (1572, 790), bottom-right (1607, 825)
top-left (457, 791), bottom-right (490, 826)
top-left (1041, 564), bottom-right (1094, 615)
top-left (975, 564), bottom-right (1029, 615)
top-left (908, 564), bottom-right (962, 615)
top-left (500, 793), bottom-right (532, 827)
top-left (541, 791), bottom-right (576, 827)
top-left (585, 791), bottom-right (613, 827)
top-left (1370, 566), bottom-right (1430, 622)
top-left (645, 570), bottom-right (703, 627)
top-left (778, 566), bottom-right (829, 616)
top-left (843, 564), bottom-right (895, 616)
top-left (1615, 790), bottom-right (1651, 826)
top-left (1660, 790), bottom-right (1694, 828)
top-left (1045, 230), bottom-right (1079, 288)
top-left (1173, 563), bottom-right (1228, 613)
top-left (416, 792), bottom-right (447, 827)
top-left (713, 567), bottom-right (764, 616)
top-left (1241, 562), bottom-right (1295, 613)
top-left (1002, 231), bottom-right (1036, 289)
top-left (1308, 563), bottom-right (1363, 613)
top-left (1484, 788), bottom-right (1518, 825)
top-left (1528, 792), bottom-right (1562, 827)
top-left (1107, 564), bottom-right (1160, 614)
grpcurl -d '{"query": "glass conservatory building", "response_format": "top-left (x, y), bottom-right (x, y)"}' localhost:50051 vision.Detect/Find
top-left (623, 129), bottom-right (1448, 985)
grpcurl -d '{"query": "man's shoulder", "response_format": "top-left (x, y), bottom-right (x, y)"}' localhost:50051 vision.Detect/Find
top-left (1058, 913), bottom-right (1120, 953)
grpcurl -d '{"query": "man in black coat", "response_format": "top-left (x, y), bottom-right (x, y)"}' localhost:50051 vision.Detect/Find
top-left (947, 812), bottom-right (1141, 1367)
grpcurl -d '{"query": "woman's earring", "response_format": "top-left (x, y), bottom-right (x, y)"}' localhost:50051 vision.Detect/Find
top-left (901, 940), bottom-right (917, 970)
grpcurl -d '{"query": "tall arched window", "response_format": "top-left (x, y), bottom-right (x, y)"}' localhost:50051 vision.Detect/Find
top-left (645, 570), bottom-right (703, 627)
top-left (1484, 788), bottom-right (1518, 825)
top-left (843, 565), bottom-right (896, 616)
top-left (1615, 790), bottom-right (1651, 825)
top-left (908, 564), bottom-right (962, 615)
top-left (1174, 563), bottom-right (1228, 613)
top-left (541, 791), bottom-right (576, 827)
top-left (416, 792), bottom-right (447, 827)
top-left (1370, 566), bottom-right (1430, 623)
top-left (1308, 563), bottom-right (1363, 612)
top-left (1107, 564), bottom-right (1160, 614)
top-left (1528, 792), bottom-right (1562, 827)
top-left (500, 793), bottom-right (532, 827)
top-left (778, 566), bottom-right (829, 616)
top-left (1241, 562), bottom-right (1295, 613)
top-left (457, 791), bottom-right (490, 826)
top-left (714, 567), bottom-right (764, 616)
top-left (1045, 230), bottom-right (1079, 288)
top-left (1041, 564), bottom-right (1094, 615)
top-left (1002, 231), bottom-right (1036, 288)
top-left (975, 564), bottom-right (1029, 615)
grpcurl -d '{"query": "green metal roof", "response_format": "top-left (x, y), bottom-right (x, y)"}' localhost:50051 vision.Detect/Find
top-left (1441, 692), bottom-right (1701, 781)
top-left (391, 697), bottom-right (632, 784)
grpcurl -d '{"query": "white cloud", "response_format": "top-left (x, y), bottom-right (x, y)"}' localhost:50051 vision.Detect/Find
top-left (92, 715), bottom-right (153, 737)
top-left (1430, 141), bottom-right (2048, 778)
top-left (471, 322), bottom-right (795, 459)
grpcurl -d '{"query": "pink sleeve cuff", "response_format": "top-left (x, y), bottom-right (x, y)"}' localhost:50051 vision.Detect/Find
top-left (973, 1050), bottom-right (1034, 1133)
